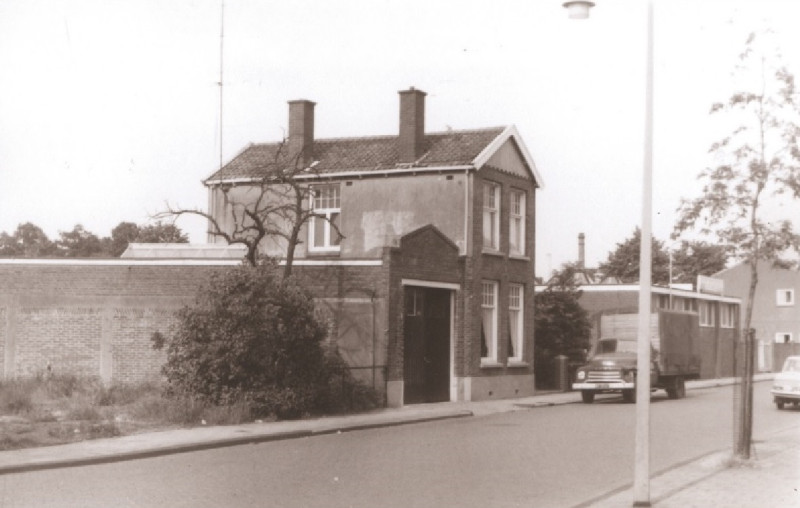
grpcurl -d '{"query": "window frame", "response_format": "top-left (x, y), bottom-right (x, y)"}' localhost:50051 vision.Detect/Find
top-left (698, 300), bottom-right (715, 327)
top-left (480, 280), bottom-right (499, 364)
top-left (776, 289), bottom-right (795, 307)
top-left (507, 283), bottom-right (524, 363)
top-left (509, 189), bottom-right (526, 257)
top-left (775, 332), bottom-right (794, 344)
top-left (720, 304), bottom-right (735, 329)
top-left (482, 181), bottom-right (500, 252)
top-left (308, 184), bottom-right (341, 253)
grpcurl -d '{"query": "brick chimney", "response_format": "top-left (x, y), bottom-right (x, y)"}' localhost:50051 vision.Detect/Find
top-left (287, 99), bottom-right (315, 167)
top-left (578, 233), bottom-right (586, 269)
top-left (398, 87), bottom-right (426, 163)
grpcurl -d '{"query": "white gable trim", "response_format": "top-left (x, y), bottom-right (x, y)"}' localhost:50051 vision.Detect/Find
top-left (204, 165), bottom-right (474, 186)
top-left (472, 125), bottom-right (544, 188)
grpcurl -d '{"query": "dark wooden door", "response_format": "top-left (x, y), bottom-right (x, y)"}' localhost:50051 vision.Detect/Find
top-left (404, 287), bottom-right (451, 404)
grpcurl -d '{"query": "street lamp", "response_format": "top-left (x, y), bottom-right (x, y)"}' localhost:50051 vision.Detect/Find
top-left (562, 1), bottom-right (595, 19)
top-left (564, 2), bottom-right (655, 506)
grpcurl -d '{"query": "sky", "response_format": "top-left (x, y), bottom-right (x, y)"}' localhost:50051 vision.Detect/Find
top-left (1, 0), bottom-right (799, 277)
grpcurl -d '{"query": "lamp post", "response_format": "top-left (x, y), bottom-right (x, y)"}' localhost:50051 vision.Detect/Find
top-left (563, 2), bottom-right (655, 506)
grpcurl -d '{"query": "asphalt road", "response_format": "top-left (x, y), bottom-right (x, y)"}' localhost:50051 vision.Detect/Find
top-left (0, 381), bottom-right (792, 508)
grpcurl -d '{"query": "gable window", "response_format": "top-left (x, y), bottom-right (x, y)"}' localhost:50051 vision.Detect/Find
top-left (480, 281), bottom-right (498, 363)
top-left (775, 333), bottom-right (794, 344)
top-left (509, 189), bottom-right (526, 256)
top-left (699, 301), bottom-right (715, 327)
top-left (508, 284), bottom-right (524, 362)
top-left (720, 304), bottom-right (735, 328)
top-left (482, 182), bottom-right (500, 251)
top-left (309, 184), bottom-right (341, 252)
top-left (776, 289), bottom-right (795, 307)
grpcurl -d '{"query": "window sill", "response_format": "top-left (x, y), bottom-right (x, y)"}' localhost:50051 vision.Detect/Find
top-left (306, 249), bottom-right (341, 257)
top-left (507, 361), bottom-right (529, 368)
top-left (482, 249), bottom-right (504, 258)
top-left (480, 361), bottom-right (504, 369)
top-left (509, 254), bottom-right (529, 262)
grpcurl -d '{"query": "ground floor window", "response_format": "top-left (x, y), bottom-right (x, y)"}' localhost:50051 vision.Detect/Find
top-left (481, 281), bottom-right (498, 363)
top-left (508, 284), bottom-right (523, 362)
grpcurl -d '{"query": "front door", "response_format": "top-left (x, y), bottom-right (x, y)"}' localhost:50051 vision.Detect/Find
top-left (403, 287), bottom-right (451, 404)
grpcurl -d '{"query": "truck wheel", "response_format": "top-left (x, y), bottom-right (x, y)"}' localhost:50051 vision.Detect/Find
top-left (622, 389), bottom-right (636, 403)
top-left (667, 378), bottom-right (686, 399)
top-left (581, 391), bottom-right (595, 404)
top-left (776, 400), bottom-right (785, 410)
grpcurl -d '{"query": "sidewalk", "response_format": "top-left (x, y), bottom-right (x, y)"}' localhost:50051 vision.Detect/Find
top-left (582, 422), bottom-right (800, 508)
top-left (1, 375), bottom-right (796, 508)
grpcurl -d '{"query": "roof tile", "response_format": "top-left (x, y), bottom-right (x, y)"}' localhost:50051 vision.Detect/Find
top-left (206, 127), bottom-right (505, 182)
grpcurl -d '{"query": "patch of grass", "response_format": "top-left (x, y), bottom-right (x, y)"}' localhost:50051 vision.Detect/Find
top-left (0, 380), bottom-right (35, 414)
top-left (66, 401), bottom-right (102, 422)
top-left (94, 382), bottom-right (162, 407)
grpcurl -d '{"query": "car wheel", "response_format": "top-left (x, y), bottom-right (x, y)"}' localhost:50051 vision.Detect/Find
top-left (581, 391), bottom-right (595, 404)
top-left (776, 400), bottom-right (785, 409)
top-left (622, 389), bottom-right (636, 403)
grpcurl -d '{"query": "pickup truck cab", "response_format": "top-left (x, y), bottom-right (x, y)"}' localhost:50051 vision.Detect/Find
top-left (572, 338), bottom-right (657, 403)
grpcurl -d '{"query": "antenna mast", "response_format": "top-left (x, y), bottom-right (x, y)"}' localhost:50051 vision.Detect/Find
top-left (219, 0), bottom-right (225, 171)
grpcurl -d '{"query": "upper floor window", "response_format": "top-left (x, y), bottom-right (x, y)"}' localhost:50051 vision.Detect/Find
top-left (509, 189), bottom-right (526, 256)
top-left (699, 301), bottom-right (715, 327)
top-left (775, 332), bottom-right (794, 344)
top-left (309, 184), bottom-right (341, 252)
top-left (481, 280), bottom-right (498, 363)
top-left (508, 284), bottom-right (524, 362)
top-left (720, 304), bottom-right (735, 328)
top-left (776, 289), bottom-right (795, 307)
top-left (483, 182), bottom-right (500, 251)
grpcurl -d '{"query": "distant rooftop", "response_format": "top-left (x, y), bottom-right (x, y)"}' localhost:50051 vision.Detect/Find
top-left (121, 243), bottom-right (247, 260)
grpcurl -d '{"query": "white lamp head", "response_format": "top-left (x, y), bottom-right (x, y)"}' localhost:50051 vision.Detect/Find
top-left (563, 1), bottom-right (595, 19)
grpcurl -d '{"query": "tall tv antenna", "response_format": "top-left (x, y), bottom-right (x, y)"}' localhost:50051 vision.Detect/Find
top-left (218, 0), bottom-right (225, 171)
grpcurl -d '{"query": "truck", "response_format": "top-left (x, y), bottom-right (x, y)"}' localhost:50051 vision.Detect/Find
top-left (572, 309), bottom-right (701, 403)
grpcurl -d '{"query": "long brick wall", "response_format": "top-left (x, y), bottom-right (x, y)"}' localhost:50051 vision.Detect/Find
top-left (0, 261), bottom-right (235, 384)
top-left (0, 260), bottom-right (390, 392)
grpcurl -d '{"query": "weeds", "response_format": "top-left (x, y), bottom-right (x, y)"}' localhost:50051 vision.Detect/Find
top-left (0, 380), bottom-right (35, 413)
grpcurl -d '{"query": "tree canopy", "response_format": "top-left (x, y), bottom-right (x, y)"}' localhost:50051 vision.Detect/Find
top-left (673, 30), bottom-right (800, 459)
top-left (597, 229), bottom-right (728, 286)
top-left (0, 221), bottom-right (188, 258)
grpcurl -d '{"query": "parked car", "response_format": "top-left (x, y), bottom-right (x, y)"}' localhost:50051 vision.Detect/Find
top-left (771, 355), bottom-right (800, 410)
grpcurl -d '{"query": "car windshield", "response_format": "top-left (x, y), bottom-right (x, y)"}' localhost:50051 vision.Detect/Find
top-left (596, 339), bottom-right (638, 354)
top-left (783, 358), bottom-right (800, 372)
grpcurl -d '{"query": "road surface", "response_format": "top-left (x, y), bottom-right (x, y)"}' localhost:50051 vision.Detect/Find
top-left (0, 381), bottom-right (793, 508)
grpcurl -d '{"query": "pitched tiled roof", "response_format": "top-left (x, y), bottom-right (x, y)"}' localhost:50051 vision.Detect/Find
top-left (205, 127), bottom-right (506, 183)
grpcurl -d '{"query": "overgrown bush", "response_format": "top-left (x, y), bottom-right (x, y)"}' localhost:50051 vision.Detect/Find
top-left (153, 262), bottom-right (378, 419)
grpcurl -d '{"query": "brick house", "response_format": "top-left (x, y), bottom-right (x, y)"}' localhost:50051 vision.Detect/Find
top-left (715, 261), bottom-right (800, 371)
top-left (204, 88), bottom-right (543, 406)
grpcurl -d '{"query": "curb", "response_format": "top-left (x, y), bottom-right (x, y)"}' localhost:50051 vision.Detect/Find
top-left (0, 377), bottom-right (773, 476)
top-left (0, 409), bottom-right (474, 475)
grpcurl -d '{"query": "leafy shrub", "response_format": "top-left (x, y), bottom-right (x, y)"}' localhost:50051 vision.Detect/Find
top-left (154, 262), bottom-right (378, 419)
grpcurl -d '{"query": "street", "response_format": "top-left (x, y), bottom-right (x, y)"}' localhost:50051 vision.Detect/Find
top-left (0, 381), bottom-right (794, 508)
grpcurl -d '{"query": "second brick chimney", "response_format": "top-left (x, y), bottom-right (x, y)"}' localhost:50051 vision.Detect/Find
top-left (398, 87), bottom-right (426, 163)
top-left (287, 99), bottom-right (315, 167)
top-left (578, 233), bottom-right (586, 269)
